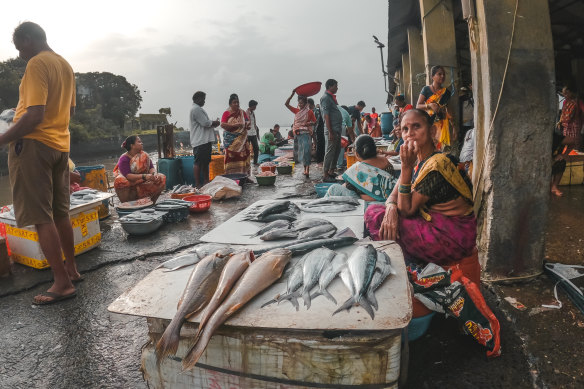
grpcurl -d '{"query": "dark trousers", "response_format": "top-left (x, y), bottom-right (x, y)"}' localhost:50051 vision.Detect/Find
top-left (248, 135), bottom-right (259, 164)
top-left (316, 127), bottom-right (325, 163)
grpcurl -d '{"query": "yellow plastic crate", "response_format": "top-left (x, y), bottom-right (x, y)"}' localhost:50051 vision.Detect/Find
top-left (559, 162), bottom-right (584, 186)
top-left (3, 208), bottom-right (101, 269)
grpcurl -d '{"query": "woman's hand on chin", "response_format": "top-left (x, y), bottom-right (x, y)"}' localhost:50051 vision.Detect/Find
top-left (400, 140), bottom-right (418, 169)
top-left (379, 205), bottom-right (399, 241)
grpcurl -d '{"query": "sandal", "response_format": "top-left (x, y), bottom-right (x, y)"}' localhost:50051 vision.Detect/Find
top-left (32, 291), bottom-right (77, 306)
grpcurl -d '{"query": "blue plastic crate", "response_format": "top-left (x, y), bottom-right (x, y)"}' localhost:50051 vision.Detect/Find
top-left (408, 312), bottom-right (435, 341)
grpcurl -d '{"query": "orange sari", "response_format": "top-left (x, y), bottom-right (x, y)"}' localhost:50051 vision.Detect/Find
top-left (425, 87), bottom-right (453, 148)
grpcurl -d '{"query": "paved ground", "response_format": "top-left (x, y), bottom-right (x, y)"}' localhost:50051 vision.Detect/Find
top-left (0, 167), bottom-right (583, 389)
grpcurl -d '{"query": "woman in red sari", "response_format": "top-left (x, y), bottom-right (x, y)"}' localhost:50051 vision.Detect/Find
top-left (221, 94), bottom-right (251, 175)
top-left (113, 135), bottom-right (166, 203)
top-left (365, 109), bottom-right (476, 266)
top-left (558, 85), bottom-right (584, 153)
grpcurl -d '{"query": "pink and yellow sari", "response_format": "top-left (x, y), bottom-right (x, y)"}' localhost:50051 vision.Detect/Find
top-left (113, 151), bottom-right (166, 199)
top-left (222, 108), bottom-right (250, 175)
top-left (425, 87), bottom-right (453, 148)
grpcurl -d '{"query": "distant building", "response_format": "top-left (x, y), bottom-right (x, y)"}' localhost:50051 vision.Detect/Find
top-left (124, 113), bottom-right (168, 132)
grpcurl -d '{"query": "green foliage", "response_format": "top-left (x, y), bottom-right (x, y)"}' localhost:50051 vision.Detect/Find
top-left (0, 57), bottom-right (26, 110)
top-left (158, 107), bottom-right (171, 116)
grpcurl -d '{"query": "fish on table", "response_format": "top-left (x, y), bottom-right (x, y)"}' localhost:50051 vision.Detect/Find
top-left (311, 252), bottom-right (348, 305)
top-left (260, 228), bottom-right (298, 241)
top-left (333, 244), bottom-right (378, 319)
top-left (292, 218), bottom-right (333, 232)
top-left (367, 250), bottom-right (396, 311)
top-left (248, 220), bottom-right (291, 237)
top-left (182, 248), bottom-right (292, 371)
top-left (301, 247), bottom-right (336, 309)
top-left (155, 248), bottom-right (233, 362)
top-left (297, 223), bottom-right (337, 240)
top-left (298, 196), bottom-right (360, 213)
top-left (195, 250), bottom-right (254, 339)
top-left (156, 244), bottom-right (231, 272)
top-left (261, 253), bottom-right (306, 311)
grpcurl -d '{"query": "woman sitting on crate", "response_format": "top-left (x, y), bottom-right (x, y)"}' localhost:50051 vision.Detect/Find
top-left (113, 135), bottom-right (166, 203)
top-left (325, 134), bottom-right (397, 201)
top-left (364, 109), bottom-right (476, 266)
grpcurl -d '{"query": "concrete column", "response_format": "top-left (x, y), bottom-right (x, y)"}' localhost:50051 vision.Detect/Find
top-left (571, 59), bottom-right (584, 94)
top-left (470, 0), bottom-right (556, 277)
top-left (395, 69), bottom-right (404, 96)
top-left (419, 0), bottom-right (459, 145)
top-left (402, 53), bottom-right (411, 104)
top-left (407, 26), bottom-right (425, 104)
top-left (419, 0), bottom-right (458, 84)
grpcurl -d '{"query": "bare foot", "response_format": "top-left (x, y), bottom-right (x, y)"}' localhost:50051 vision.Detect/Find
top-left (33, 284), bottom-right (76, 304)
top-left (551, 187), bottom-right (563, 197)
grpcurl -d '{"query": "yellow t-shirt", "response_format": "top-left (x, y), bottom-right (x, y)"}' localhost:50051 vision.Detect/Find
top-left (14, 51), bottom-right (76, 152)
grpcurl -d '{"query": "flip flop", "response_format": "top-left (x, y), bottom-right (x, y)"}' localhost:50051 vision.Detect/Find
top-left (32, 291), bottom-right (77, 306)
top-left (71, 275), bottom-right (84, 284)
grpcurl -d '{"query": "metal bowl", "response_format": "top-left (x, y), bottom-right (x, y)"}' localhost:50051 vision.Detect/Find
top-left (120, 217), bottom-right (164, 235)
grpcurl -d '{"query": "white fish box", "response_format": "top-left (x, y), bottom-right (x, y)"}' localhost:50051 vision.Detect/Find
top-left (142, 318), bottom-right (403, 389)
top-left (0, 193), bottom-right (111, 269)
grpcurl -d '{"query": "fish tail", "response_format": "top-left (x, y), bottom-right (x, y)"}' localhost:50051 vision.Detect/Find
top-left (302, 291), bottom-right (312, 309)
top-left (155, 320), bottom-right (181, 364)
top-left (367, 289), bottom-right (378, 311)
top-left (359, 298), bottom-right (376, 320)
top-left (277, 292), bottom-right (300, 311)
top-left (181, 326), bottom-right (212, 371)
top-left (332, 297), bottom-right (355, 316)
top-left (321, 288), bottom-right (337, 305)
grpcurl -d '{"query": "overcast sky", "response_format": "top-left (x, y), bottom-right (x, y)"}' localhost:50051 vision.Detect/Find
top-left (0, 0), bottom-right (389, 130)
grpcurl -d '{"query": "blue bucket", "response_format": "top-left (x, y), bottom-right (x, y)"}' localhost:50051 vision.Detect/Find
top-left (407, 312), bottom-right (435, 341)
top-left (314, 182), bottom-right (335, 198)
top-left (178, 156), bottom-right (194, 185)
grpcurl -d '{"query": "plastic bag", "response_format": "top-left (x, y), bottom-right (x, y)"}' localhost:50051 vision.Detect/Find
top-left (200, 176), bottom-right (241, 200)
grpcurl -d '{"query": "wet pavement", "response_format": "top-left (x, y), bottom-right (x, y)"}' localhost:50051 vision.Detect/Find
top-left (0, 167), bottom-right (583, 388)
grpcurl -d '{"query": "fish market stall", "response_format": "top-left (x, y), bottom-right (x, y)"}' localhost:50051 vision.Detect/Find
top-left (109, 238), bottom-right (412, 388)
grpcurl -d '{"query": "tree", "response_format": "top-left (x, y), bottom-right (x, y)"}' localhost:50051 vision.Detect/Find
top-left (0, 58), bottom-right (26, 110)
top-left (159, 107), bottom-right (171, 117)
top-left (76, 72), bottom-right (142, 128)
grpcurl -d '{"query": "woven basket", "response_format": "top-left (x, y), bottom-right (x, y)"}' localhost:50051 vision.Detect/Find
top-left (209, 154), bottom-right (225, 181)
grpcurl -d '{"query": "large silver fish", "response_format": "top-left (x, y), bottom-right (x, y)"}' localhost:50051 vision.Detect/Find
top-left (292, 218), bottom-right (333, 232)
top-left (367, 250), bottom-right (396, 310)
top-left (243, 201), bottom-right (291, 220)
top-left (249, 220), bottom-right (290, 237)
top-left (257, 210), bottom-right (298, 222)
top-left (189, 243), bottom-right (229, 259)
top-left (311, 252), bottom-right (348, 304)
top-left (155, 249), bottom-right (232, 362)
top-left (297, 224), bottom-right (337, 240)
top-left (156, 253), bottom-right (201, 272)
top-left (333, 245), bottom-right (378, 319)
top-left (182, 248), bottom-right (292, 371)
top-left (301, 248), bottom-right (336, 309)
top-left (299, 196), bottom-right (360, 213)
top-left (260, 228), bottom-right (298, 241)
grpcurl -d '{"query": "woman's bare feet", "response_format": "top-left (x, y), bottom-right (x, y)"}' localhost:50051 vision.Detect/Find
top-left (551, 186), bottom-right (563, 197)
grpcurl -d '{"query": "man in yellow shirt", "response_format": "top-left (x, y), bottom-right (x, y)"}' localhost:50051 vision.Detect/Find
top-left (0, 22), bottom-right (79, 305)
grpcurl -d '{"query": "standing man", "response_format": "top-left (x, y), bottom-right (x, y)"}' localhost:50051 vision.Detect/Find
top-left (0, 22), bottom-right (78, 304)
top-left (345, 100), bottom-right (365, 140)
top-left (190, 91), bottom-right (220, 188)
top-left (246, 100), bottom-right (260, 165)
top-left (320, 79), bottom-right (343, 182)
top-left (312, 101), bottom-right (326, 163)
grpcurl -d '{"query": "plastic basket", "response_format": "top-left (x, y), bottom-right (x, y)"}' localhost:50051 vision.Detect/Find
top-left (407, 312), bottom-right (435, 341)
top-left (346, 153), bottom-right (357, 168)
top-left (314, 182), bottom-right (335, 198)
top-left (256, 175), bottom-right (276, 186)
top-left (183, 194), bottom-right (212, 213)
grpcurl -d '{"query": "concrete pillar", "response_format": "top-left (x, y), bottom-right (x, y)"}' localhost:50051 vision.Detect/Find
top-left (407, 26), bottom-right (425, 105)
top-left (395, 69), bottom-right (404, 96)
top-left (571, 59), bottom-right (584, 95)
top-left (419, 0), bottom-right (459, 144)
top-left (419, 0), bottom-right (458, 85)
top-left (470, 0), bottom-right (556, 277)
top-left (402, 53), bottom-right (411, 104)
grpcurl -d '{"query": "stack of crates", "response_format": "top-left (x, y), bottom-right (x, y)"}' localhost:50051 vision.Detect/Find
top-left (209, 154), bottom-right (225, 181)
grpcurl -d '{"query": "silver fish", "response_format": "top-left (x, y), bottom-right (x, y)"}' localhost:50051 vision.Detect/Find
top-left (188, 243), bottom-right (229, 260)
top-left (260, 228), bottom-right (299, 241)
top-left (244, 201), bottom-right (291, 220)
top-left (297, 224), bottom-right (337, 240)
top-left (256, 210), bottom-right (298, 222)
top-left (311, 252), bottom-right (347, 304)
top-left (261, 254), bottom-right (306, 310)
top-left (301, 248), bottom-right (336, 309)
top-left (293, 218), bottom-right (333, 231)
top-left (333, 245), bottom-right (377, 319)
top-left (367, 250), bottom-right (396, 310)
top-left (299, 196), bottom-right (360, 213)
top-left (156, 253), bottom-right (201, 272)
top-left (302, 196), bottom-right (360, 206)
top-left (249, 220), bottom-right (290, 237)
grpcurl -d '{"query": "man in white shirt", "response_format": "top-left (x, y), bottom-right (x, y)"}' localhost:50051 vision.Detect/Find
top-left (246, 100), bottom-right (259, 165)
top-left (190, 91), bottom-right (220, 188)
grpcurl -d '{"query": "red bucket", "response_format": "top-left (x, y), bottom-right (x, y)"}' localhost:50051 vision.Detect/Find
top-left (183, 194), bottom-right (212, 213)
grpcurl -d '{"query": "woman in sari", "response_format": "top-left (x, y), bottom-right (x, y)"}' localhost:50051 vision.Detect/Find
top-left (326, 134), bottom-right (397, 201)
top-left (416, 65), bottom-right (454, 149)
top-left (221, 94), bottom-right (251, 175)
top-left (365, 109), bottom-right (476, 265)
top-left (113, 135), bottom-right (166, 203)
top-left (259, 129), bottom-right (277, 155)
top-left (286, 90), bottom-right (317, 177)
top-left (558, 85), bottom-right (584, 154)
